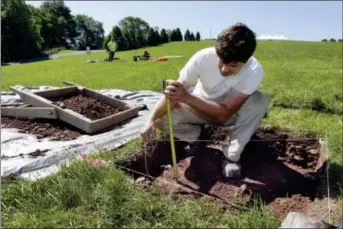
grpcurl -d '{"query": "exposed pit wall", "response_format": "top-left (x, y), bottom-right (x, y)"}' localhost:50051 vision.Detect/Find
top-left (115, 127), bottom-right (332, 220)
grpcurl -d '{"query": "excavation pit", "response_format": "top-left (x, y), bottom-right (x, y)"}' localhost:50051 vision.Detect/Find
top-left (116, 126), bottom-right (328, 218)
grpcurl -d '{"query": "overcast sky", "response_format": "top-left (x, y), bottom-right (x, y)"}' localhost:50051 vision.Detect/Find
top-left (26, 1), bottom-right (342, 41)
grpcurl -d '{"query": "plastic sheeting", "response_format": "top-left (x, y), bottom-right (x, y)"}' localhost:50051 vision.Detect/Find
top-left (1, 86), bottom-right (161, 180)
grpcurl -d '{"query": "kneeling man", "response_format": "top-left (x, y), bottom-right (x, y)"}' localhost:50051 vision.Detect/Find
top-left (140, 23), bottom-right (268, 178)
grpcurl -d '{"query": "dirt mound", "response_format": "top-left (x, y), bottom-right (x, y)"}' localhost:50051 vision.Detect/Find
top-left (116, 127), bottom-right (327, 218)
top-left (1, 117), bottom-right (82, 141)
top-left (52, 94), bottom-right (126, 120)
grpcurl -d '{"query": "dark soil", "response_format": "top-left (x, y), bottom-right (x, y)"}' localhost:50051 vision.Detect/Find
top-left (116, 126), bottom-right (327, 218)
top-left (52, 94), bottom-right (126, 120)
top-left (1, 117), bottom-right (82, 141)
top-left (1, 149), bottom-right (49, 159)
top-left (1, 92), bottom-right (131, 140)
top-left (28, 149), bottom-right (49, 158)
top-left (1, 113), bottom-right (131, 141)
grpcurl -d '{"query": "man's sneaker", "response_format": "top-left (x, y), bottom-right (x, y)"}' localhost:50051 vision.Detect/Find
top-left (222, 159), bottom-right (241, 178)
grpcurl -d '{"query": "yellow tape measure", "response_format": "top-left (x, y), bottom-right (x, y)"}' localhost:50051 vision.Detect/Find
top-left (163, 80), bottom-right (179, 180)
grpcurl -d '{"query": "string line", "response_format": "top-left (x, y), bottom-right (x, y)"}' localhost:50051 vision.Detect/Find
top-left (147, 137), bottom-right (322, 143)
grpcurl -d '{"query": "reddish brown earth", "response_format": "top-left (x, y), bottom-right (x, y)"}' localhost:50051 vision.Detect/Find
top-left (1, 117), bottom-right (82, 141)
top-left (1, 115), bottom-right (130, 141)
top-left (1, 93), bottom-right (131, 140)
top-left (116, 126), bottom-right (327, 218)
top-left (52, 94), bottom-right (126, 120)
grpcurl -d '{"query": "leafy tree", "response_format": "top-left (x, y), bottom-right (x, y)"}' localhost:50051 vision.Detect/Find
top-left (40, 0), bottom-right (77, 48)
top-left (119, 16), bottom-right (150, 34)
top-left (321, 39), bottom-right (328, 42)
top-left (119, 16), bottom-right (149, 42)
top-left (189, 32), bottom-right (195, 41)
top-left (111, 26), bottom-right (126, 51)
top-left (329, 38), bottom-right (336, 42)
top-left (26, 4), bottom-right (44, 46)
top-left (74, 14), bottom-right (104, 50)
top-left (160, 28), bottom-right (169, 43)
top-left (195, 32), bottom-right (201, 41)
top-left (1, 0), bottom-right (42, 62)
top-left (338, 39), bottom-right (343, 42)
top-left (34, 8), bottom-right (57, 48)
top-left (184, 29), bottom-right (191, 41)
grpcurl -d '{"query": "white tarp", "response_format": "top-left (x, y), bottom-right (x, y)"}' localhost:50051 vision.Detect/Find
top-left (1, 86), bottom-right (161, 180)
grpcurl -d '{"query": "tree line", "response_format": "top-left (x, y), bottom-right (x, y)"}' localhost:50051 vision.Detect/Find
top-left (1, 0), bottom-right (202, 63)
top-left (104, 16), bottom-right (201, 52)
top-left (184, 29), bottom-right (201, 41)
top-left (321, 38), bottom-right (343, 42)
top-left (1, 0), bottom-right (104, 63)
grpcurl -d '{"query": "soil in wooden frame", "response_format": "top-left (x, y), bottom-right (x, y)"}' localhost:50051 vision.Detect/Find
top-left (1, 91), bottom-right (132, 140)
top-left (115, 126), bottom-right (329, 219)
top-left (51, 91), bottom-right (127, 120)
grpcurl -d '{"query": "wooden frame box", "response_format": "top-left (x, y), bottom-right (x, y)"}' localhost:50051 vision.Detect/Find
top-left (4, 81), bottom-right (144, 134)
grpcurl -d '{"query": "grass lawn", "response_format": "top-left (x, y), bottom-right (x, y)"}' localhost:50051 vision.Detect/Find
top-left (1, 40), bottom-right (342, 228)
top-left (54, 49), bottom-right (77, 55)
top-left (42, 48), bottom-right (77, 56)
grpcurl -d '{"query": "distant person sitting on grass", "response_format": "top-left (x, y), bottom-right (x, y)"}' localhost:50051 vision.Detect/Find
top-left (107, 39), bottom-right (117, 62)
top-left (133, 50), bottom-right (151, 61)
top-left (142, 50), bottom-right (151, 60)
top-left (140, 23), bottom-right (268, 179)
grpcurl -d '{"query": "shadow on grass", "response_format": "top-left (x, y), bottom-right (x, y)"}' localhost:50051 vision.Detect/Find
top-left (1, 54), bottom-right (53, 66)
top-left (273, 98), bottom-right (342, 115)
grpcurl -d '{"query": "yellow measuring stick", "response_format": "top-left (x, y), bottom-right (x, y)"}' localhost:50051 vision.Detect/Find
top-left (163, 80), bottom-right (179, 180)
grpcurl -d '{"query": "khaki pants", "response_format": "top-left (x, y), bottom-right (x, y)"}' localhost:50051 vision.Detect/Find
top-left (156, 90), bottom-right (269, 162)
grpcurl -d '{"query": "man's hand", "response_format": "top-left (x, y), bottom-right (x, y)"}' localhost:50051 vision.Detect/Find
top-left (164, 81), bottom-right (190, 103)
top-left (140, 120), bottom-right (157, 142)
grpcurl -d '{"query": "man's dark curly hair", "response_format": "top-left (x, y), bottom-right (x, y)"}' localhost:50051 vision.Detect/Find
top-left (215, 23), bottom-right (257, 64)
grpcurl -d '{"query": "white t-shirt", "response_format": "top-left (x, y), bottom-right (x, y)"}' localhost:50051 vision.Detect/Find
top-left (178, 47), bottom-right (264, 102)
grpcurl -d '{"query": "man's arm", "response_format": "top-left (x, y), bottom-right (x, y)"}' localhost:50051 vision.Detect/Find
top-left (165, 81), bottom-right (248, 122)
top-left (140, 50), bottom-right (200, 142)
top-left (146, 50), bottom-right (200, 123)
top-left (165, 60), bottom-right (264, 122)
top-left (146, 79), bottom-right (192, 123)
top-left (184, 88), bottom-right (248, 122)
